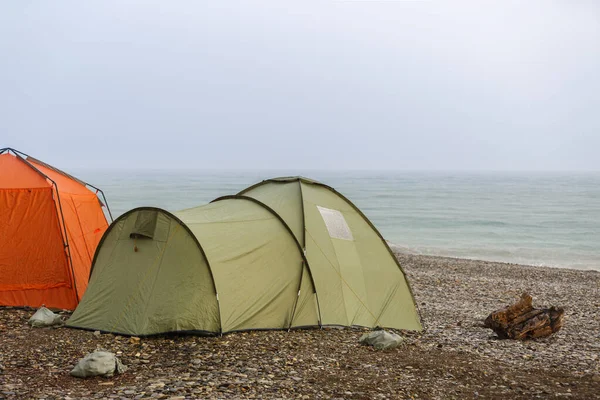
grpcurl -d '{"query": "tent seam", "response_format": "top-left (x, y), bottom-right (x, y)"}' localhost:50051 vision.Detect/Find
top-left (70, 196), bottom-right (93, 267)
top-left (297, 181), bottom-right (323, 327)
top-left (301, 179), bottom-right (425, 331)
top-left (211, 194), bottom-right (323, 328)
top-left (304, 228), bottom-right (380, 325)
top-left (13, 154), bottom-right (79, 305)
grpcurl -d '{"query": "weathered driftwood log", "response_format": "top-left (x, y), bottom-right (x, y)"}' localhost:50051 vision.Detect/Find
top-left (484, 293), bottom-right (564, 340)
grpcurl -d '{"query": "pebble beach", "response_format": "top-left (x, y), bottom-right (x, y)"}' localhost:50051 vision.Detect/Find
top-left (1, 253), bottom-right (598, 399)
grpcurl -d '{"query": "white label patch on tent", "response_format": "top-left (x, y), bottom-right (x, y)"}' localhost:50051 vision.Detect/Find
top-left (317, 206), bottom-right (353, 241)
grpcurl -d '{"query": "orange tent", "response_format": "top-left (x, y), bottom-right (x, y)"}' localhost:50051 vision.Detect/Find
top-left (0, 148), bottom-right (112, 310)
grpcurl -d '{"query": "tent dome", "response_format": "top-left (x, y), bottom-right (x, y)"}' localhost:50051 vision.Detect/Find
top-left (0, 148), bottom-right (111, 310)
top-left (239, 177), bottom-right (422, 331)
top-left (68, 177), bottom-right (422, 335)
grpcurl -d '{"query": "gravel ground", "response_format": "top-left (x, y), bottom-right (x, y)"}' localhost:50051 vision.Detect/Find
top-left (1, 253), bottom-right (599, 399)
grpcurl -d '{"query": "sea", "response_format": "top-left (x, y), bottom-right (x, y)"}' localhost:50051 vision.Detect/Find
top-left (73, 169), bottom-right (600, 271)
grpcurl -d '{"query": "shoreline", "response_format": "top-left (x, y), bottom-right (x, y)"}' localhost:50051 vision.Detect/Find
top-left (388, 242), bottom-right (600, 272)
top-left (1, 253), bottom-right (598, 399)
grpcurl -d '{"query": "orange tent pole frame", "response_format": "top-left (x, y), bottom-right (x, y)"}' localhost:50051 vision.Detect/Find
top-left (0, 148), bottom-right (114, 222)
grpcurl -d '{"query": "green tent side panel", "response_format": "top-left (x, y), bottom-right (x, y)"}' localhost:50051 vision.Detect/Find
top-left (241, 178), bottom-right (422, 331)
top-left (176, 199), bottom-right (305, 333)
top-left (302, 218), bottom-right (351, 326)
top-left (301, 182), bottom-right (422, 331)
top-left (239, 180), bottom-right (305, 247)
top-left (331, 238), bottom-right (371, 326)
top-left (140, 221), bottom-right (219, 335)
top-left (301, 183), bottom-right (368, 326)
top-left (67, 209), bottom-right (219, 336)
top-left (290, 263), bottom-right (319, 328)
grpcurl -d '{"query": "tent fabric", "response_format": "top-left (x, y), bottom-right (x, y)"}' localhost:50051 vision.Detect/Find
top-left (239, 177), bottom-right (422, 331)
top-left (68, 177), bottom-right (422, 336)
top-left (0, 154), bottom-right (49, 188)
top-left (68, 200), bottom-right (313, 336)
top-left (0, 151), bottom-right (109, 310)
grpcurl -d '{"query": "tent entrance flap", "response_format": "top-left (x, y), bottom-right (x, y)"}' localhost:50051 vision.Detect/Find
top-left (130, 210), bottom-right (158, 239)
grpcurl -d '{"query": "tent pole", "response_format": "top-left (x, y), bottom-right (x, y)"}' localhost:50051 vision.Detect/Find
top-left (9, 148), bottom-right (114, 223)
top-left (88, 184), bottom-right (114, 222)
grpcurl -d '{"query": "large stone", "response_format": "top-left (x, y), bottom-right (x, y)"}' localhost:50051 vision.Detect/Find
top-left (28, 307), bottom-right (63, 327)
top-left (70, 351), bottom-right (127, 378)
top-left (359, 330), bottom-right (404, 350)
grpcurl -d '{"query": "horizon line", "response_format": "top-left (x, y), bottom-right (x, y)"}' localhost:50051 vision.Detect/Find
top-left (65, 166), bottom-right (600, 174)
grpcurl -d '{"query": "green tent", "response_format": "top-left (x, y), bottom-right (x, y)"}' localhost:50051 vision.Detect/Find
top-left (67, 177), bottom-right (422, 336)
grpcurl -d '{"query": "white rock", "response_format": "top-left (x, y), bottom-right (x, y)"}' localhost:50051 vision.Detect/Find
top-left (359, 330), bottom-right (404, 350)
top-left (28, 307), bottom-right (63, 327)
top-left (70, 351), bottom-right (127, 378)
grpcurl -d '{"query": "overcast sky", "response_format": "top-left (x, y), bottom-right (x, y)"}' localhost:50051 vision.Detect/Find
top-left (1, 1), bottom-right (599, 171)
